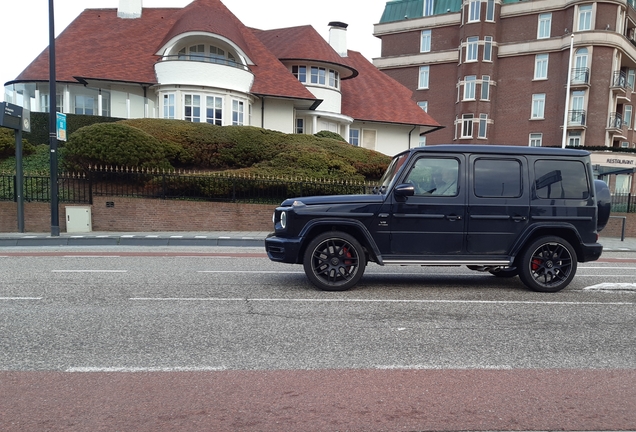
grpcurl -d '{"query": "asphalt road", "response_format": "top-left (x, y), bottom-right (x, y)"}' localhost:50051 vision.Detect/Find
top-left (1, 246), bottom-right (635, 431)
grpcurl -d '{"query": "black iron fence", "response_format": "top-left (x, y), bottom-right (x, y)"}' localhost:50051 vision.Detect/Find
top-left (612, 193), bottom-right (635, 213)
top-left (0, 168), bottom-right (373, 205)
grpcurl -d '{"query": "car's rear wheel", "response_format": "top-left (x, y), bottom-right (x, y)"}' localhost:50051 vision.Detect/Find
top-left (303, 231), bottom-right (366, 291)
top-left (518, 236), bottom-right (577, 292)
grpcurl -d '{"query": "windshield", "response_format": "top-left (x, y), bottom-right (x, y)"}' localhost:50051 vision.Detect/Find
top-left (376, 153), bottom-right (409, 194)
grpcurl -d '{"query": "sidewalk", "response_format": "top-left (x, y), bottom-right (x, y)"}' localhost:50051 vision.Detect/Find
top-left (0, 231), bottom-right (635, 251)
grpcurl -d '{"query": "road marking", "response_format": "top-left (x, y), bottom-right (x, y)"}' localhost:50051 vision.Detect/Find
top-left (198, 270), bottom-right (303, 274)
top-left (584, 283), bottom-right (636, 292)
top-left (129, 297), bottom-right (635, 306)
top-left (66, 366), bottom-right (227, 373)
top-left (63, 256), bottom-right (121, 258)
top-left (52, 270), bottom-right (127, 273)
top-left (0, 297), bottom-right (42, 300)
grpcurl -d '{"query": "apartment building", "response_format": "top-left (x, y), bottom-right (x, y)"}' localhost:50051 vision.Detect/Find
top-left (374, 0), bottom-right (636, 191)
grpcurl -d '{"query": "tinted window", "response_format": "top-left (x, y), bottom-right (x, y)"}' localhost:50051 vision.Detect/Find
top-left (405, 157), bottom-right (459, 196)
top-left (535, 160), bottom-right (589, 199)
top-left (474, 158), bottom-right (522, 198)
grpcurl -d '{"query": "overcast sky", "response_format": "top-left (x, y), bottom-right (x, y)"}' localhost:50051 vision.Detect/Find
top-left (0, 0), bottom-right (387, 102)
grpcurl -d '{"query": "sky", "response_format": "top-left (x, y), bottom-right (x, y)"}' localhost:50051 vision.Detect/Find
top-left (0, 0), bottom-right (387, 102)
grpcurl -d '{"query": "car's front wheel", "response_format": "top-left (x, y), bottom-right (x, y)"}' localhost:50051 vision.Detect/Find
top-left (518, 236), bottom-right (577, 292)
top-left (303, 231), bottom-right (366, 291)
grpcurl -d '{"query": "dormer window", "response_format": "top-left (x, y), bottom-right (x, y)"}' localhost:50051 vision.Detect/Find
top-left (292, 65), bottom-right (340, 89)
top-left (178, 44), bottom-right (238, 65)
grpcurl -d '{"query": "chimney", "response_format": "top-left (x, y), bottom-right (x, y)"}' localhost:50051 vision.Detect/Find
top-left (329, 21), bottom-right (348, 57)
top-left (118, 0), bottom-right (142, 19)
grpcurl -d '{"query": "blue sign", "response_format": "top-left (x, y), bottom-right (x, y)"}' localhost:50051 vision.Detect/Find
top-left (56, 112), bottom-right (67, 141)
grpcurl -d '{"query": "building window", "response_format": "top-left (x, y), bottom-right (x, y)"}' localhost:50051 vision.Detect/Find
top-left (329, 70), bottom-right (340, 88)
top-left (478, 114), bottom-right (488, 138)
top-left (419, 135), bottom-right (427, 147)
top-left (625, 105), bottom-right (633, 129)
top-left (538, 13), bottom-right (551, 39)
top-left (75, 95), bottom-right (95, 115)
top-left (578, 4), bottom-right (592, 31)
top-left (349, 128), bottom-right (360, 146)
top-left (163, 94), bottom-right (175, 119)
top-left (568, 131), bottom-right (582, 147)
top-left (534, 54), bottom-right (549, 80)
top-left (461, 114), bottom-right (474, 138)
top-left (292, 66), bottom-right (307, 83)
top-left (468, 0), bottom-right (480, 22)
top-left (486, 0), bottom-right (495, 21)
top-left (531, 94), bottom-right (546, 119)
top-left (296, 118), bottom-right (304, 134)
top-left (421, 30), bottom-right (432, 53)
top-left (232, 100), bottom-right (244, 125)
top-left (419, 66), bottom-right (430, 89)
top-left (417, 101), bottom-right (428, 111)
top-left (466, 37), bottom-right (479, 62)
top-left (621, 141), bottom-right (630, 148)
top-left (424, 0), bottom-right (434, 16)
top-left (464, 75), bottom-right (477, 100)
top-left (529, 133), bottom-right (543, 147)
top-left (100, 91), bottom-right (111, 117)
top-left (483, 36), bottom-right (493, 61)
top-left (629, 70), bottom-right (636, 90)
top-left (311, 66), bottom-right (327, 85)
top-left (184, 94), bottom-right (201, 122)
top-left (481, 76), bottom-right (490, 100)
top-left (206, 96), bottom-right (223, 125)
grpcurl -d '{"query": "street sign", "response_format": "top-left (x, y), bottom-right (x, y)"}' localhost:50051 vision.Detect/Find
top-left (0, 102), bottom-right (22, 130)
top-left (56, 112), bottom-right (67, 141)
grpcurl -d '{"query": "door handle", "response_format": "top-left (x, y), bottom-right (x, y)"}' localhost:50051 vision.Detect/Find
top-left (512, 216), bottom-right (527, 222)
top-left (447, 214), bottom-right (462, 221)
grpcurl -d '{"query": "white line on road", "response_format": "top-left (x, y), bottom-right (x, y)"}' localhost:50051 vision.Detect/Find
top-left (129, 297), bottom-right (635, 306)
top-left (0, 297), bottom-right (42, 300)
top-left (66, 366), bottom-right (227, 373)
top-left (52, 270), bottom-right (127, 273)
top-left (63, 256), bottom-right (121, 258)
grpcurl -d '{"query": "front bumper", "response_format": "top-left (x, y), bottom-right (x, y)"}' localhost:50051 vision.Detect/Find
top-left (265, 233), bottom-right (303, 264)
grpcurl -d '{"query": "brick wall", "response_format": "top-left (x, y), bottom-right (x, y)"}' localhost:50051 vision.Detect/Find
top-left (0, 197), bottom-right (275, 233)
top-left (1, 198), bottom-right (634, 238)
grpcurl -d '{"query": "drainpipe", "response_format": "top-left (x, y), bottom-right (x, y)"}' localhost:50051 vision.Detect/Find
top-left (408, 125), bottom-right (416, 149)
top-left (261, 97), bottom-right (265, 128)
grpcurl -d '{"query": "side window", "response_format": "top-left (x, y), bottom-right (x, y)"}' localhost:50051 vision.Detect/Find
top-left (404, 158), bottom-right (459, 196)
top-left (535, 160), bottom-right (590, 199)
top-left (474, 159), bottom-right (522, 198)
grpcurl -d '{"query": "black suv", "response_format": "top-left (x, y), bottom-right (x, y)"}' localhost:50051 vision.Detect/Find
top-left (266, 145), bottom-right (611, 292)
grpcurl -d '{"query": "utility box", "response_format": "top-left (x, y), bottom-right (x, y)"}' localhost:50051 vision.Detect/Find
top-left (66, 206), bottom-right (92, 233)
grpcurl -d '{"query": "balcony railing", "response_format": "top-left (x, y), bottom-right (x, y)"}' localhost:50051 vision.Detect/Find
top-left (568, 110), bottom-right (586, 126)
top-left (571, 68), bottom-right (590, 85)
top-left (158, 54), bottom-right (249, 72)
top-left (608, 112), bottom-right (623, 129)
top-left (611, 71), bottom-right (630, 89)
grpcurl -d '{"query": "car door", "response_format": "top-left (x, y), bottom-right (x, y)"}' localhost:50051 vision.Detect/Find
top-left (466, 155), bottom-right (530, 255)
top-left (388, 154), bottom-right (466, 257)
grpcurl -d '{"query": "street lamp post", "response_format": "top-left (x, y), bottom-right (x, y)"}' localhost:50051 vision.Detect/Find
top-left (49, 0), bottom-right (60, 236)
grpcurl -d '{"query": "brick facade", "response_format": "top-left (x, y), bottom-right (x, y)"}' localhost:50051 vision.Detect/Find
top-left (1, 198), bottom-right (634, 239)
top-left (0, 198), bottom-right (274, 233)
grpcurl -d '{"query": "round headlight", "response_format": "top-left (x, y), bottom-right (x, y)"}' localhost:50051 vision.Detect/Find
top-left (280, 211), bottom-right (287, 229)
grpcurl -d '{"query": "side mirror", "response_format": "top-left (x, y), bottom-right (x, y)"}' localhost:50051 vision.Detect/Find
top-left (394, 183), bottom-right (415, 198)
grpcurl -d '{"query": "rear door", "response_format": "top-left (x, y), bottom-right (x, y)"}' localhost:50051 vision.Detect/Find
top-left (466, 155), bottom-right (529, 255)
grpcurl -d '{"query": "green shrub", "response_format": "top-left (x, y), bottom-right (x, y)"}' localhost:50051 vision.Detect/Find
top-left (314, 130), bottom-right (346, 142)
top-left (62, 123), bottom-right (178, 171)
top-left (0, 129), bottom-right (36, 159)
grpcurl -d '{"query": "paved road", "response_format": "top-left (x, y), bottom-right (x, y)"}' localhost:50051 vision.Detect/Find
top-left (1, 247), bottom-right (635, 431)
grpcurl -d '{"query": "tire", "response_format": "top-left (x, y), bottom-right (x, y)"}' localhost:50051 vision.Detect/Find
top-left (518, 236), bottom-right (577, 292)
top-left (303, 231), bottom-right (366, 291)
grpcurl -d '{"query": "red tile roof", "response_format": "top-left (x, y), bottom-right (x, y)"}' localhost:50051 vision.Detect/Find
top-left (341, 51), bottom-right (440, 128)
top-left (13, 0), bottom-right (440, 128)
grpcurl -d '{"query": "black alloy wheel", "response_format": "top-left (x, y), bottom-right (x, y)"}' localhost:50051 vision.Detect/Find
top-left (303, 232), bottom-right (366, 291)
top-left (518, 236), bottom-right (577, 292)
